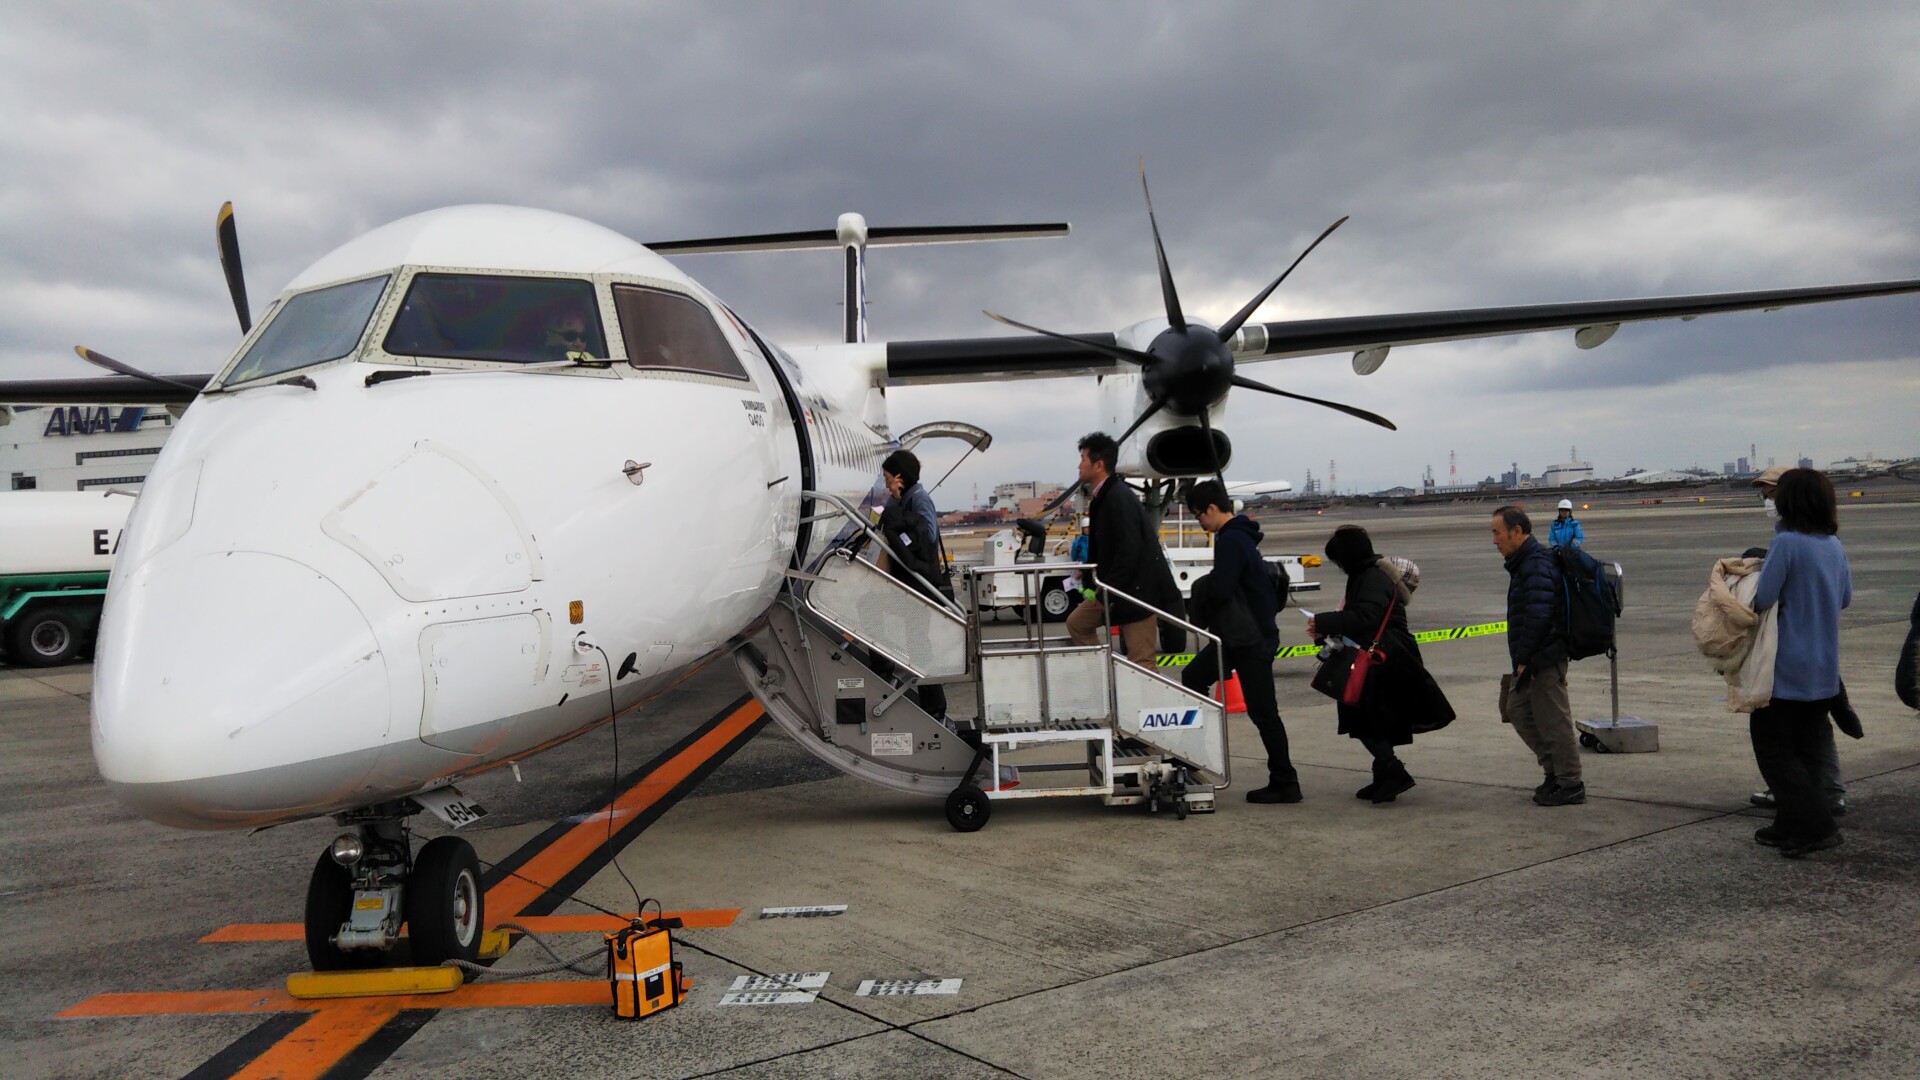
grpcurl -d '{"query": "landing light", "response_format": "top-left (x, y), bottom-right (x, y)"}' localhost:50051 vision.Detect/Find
top-left (330, 833), bottom-right (364, 866)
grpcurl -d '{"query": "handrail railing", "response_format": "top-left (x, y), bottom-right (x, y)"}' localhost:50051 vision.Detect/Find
top-left (800, 489), bottom-right (966, 617)
top-left (1092, 575), bottom-right (1225, 733)
top-left (962, 559), bottom-right (1227, 748)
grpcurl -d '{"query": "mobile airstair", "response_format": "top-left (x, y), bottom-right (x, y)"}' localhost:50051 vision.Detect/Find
top-left (734, 492), bottom-right (1230, 831)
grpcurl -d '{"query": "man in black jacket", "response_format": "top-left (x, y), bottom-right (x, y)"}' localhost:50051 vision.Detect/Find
top-left (1181, 481), bottom-right (1299, 803)
top-left (1493, 505), bottom-right (1583, 806)
top-left (1065, 432), bottom-right (1183, 665)
top-left (877, 450), bottom-right (946, 721)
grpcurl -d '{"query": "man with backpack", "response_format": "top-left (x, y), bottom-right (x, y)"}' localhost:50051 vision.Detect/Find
top-left (1492, 505), bottom-right (1585, 806)
top-left (1181, 481), bottom-right (1299, 803)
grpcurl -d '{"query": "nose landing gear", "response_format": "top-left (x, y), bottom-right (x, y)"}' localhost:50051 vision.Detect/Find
top-left (303, 802), bottom-right (485, 971)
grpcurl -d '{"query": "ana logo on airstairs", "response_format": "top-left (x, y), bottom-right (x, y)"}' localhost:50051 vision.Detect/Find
top-left (1139, 708), bottom-right (1203, 730)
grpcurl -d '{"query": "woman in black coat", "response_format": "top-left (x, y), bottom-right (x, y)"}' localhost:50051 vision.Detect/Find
top-left (1308, 525), bottom-right (1455, 802)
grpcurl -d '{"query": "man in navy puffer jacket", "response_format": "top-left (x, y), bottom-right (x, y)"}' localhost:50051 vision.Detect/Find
top-left (1493, 505), bottom-right (1583, 806)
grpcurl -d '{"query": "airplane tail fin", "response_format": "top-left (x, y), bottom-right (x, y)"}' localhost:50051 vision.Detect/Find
top-left (648, 217), bottom-right (1068, 343)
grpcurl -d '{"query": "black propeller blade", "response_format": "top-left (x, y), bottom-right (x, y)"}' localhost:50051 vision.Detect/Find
top-left (1197, 408), bottom-right (1225, 490)
top-left (1231, 374), bottom-right (1397, 430)
top-left (217, 201), bottom-right (251, 334)
top-left (1216, 216), bottom-right (1349, 341)
top-left (983, 310), bottom-right (1152, 368)
top-left (1138, 161), bottom-right (1186, 332)
top-left (984, 164), bottom-right (1390, 467)
top-left (74, 346), bottom-right (206, 392)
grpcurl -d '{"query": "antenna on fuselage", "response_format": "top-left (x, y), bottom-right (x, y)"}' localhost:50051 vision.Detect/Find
top-left (647, 218), bottom-right (1070, 343)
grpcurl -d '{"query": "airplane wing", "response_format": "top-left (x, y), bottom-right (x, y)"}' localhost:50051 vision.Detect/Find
top-left (881, 277), bottom-right (1920, 385)
top-left (9, 278), bottom-right (1917, 400)
top-left (0, 375), bottom-right (210, 405)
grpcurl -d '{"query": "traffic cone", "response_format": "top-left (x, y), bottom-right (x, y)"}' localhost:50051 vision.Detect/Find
top-left (1221, 673), bottom-right (1247, 715)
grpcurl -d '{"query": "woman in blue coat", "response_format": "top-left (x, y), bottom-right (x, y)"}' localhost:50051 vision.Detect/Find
top-left (1748, 469), bottom-right (1851, 858)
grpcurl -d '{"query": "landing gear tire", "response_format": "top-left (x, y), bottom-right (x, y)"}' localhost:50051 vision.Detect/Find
top-left (7, 606), bottom-right (83, 668)
top-left (945, 784), bottom-right (990, 832)
top-left (304, 852), bottom-right (383, 972)
top-left (407, 836), bottom-right (484, 967)
top-left (1039, 580), bottom-right (1072, 623)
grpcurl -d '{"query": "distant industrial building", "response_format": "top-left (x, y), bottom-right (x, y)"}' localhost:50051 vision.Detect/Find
top-left (1625, 469), bottom-right (1709, 484)
top-left (1540, 460), bottom-right (1594, 487)
top-left (990, 481), bottom-right (1041, 512)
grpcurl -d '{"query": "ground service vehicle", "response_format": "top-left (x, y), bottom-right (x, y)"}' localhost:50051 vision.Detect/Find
top-left (0, 492), bottom-right (131, 666)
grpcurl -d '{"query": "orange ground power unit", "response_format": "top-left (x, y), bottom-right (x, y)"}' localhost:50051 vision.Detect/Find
top-left (606, 909), bottom-right (686, 1020)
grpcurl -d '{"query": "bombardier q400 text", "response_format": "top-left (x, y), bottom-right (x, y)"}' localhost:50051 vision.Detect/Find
top-left (5, 174), bottom-right (1916, 970)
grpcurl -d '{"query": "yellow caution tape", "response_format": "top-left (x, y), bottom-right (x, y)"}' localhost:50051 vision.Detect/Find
top-left (1154, 621), bottom-right (1508, 667)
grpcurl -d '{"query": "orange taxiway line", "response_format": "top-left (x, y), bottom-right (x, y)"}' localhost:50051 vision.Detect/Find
top-left (231, 1001), bottom-right (398, 1080)
top-left (199, 907), bottom-right (741, 943)
top-left (59, 978), bottom-right (618, 1019)
top-left (484, 699), bottom-right (765, 919)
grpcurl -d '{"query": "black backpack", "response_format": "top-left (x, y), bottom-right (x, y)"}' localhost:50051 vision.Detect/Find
top-left (1264, 558), bottom-right (1290, 614)
top-left (1553, 545), bottom-right (1620, 661)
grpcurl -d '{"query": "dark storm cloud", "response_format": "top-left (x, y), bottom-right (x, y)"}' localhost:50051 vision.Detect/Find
top-left (3, 2), bottom-right (1916, 489)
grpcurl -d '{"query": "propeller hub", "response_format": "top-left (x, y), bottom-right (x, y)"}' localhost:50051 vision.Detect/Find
top-left (1142, 324), bottom-right (1234, 416)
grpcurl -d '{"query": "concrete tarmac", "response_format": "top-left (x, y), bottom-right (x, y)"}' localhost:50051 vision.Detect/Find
top-left (4, 500), bottom-right (1917, 1078)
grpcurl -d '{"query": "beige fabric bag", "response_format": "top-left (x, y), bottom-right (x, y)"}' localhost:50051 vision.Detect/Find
top-left (1691, 557), bottom-right (1775, 712)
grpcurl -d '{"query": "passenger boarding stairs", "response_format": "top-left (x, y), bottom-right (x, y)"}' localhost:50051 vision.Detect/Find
top-left (735, 493), bottom-right (1230, 830)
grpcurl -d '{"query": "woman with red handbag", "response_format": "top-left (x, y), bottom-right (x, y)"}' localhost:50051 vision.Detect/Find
top-left (1307, 526), bottom-right (1455, 803)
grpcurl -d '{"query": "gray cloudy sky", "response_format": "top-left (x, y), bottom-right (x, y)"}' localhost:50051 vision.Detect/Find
top-left (4, 2), bottom-right (1917, 497)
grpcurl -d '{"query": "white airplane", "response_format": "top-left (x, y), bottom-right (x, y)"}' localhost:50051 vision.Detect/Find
top-left (5, 182), bottom-right (1918, 971)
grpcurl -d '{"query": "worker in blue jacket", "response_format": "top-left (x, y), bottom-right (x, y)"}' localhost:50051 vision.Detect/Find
top-left (1548, 499), bottom-right (1585, 548)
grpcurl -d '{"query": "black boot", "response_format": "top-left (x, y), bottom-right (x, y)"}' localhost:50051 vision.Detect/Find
top-left (1370, 760), bottom-right (1415, 803)
top-left (1247, 779), bottom-right (1303, 804)
top-left (1355, 760), bottom-right (1383, 800)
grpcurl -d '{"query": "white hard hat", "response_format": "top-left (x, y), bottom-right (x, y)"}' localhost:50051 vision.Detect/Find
top-left (1557, 499), bottom-right (1573, 510)
top-left (1079, 516), bottom-right (1091, 528)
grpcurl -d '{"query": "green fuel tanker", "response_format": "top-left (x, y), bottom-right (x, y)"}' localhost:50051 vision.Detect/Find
top-left (1, 491), bottom-right (133, 666)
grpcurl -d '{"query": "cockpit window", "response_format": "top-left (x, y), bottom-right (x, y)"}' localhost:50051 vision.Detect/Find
top-left (612, 284), bottom-right (748, 380)
top-left (224, 275), bottom-right (389, 385)
top-left (385, 273), bottom-right (606, 364)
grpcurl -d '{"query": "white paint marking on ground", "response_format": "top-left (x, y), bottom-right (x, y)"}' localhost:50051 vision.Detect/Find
top-left (716, 990), bottom-right (818, 1006)
top-left (727, 972), bottom-right (830, 992)
top-left (759, 904), bottom-right (848, 918)
top-left (855, 977), bottom-right (963, 997)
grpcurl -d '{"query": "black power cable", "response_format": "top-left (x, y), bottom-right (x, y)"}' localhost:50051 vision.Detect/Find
top-left (593, 644), bottom-right (649, 927)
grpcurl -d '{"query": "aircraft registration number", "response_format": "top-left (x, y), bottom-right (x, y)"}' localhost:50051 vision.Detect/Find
top-left (414, 786), bottom-right (489, 829)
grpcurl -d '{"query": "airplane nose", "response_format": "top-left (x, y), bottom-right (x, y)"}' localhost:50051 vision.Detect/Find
top-left (92, 550), bottom-right (392, 829)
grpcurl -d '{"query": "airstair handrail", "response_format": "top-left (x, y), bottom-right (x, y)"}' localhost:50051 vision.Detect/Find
top-left (799, 489), bottom-right (967, 617)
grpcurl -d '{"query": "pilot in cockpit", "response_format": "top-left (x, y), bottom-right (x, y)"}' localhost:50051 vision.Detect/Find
top-left (543, 312), bottom-right (593, 361)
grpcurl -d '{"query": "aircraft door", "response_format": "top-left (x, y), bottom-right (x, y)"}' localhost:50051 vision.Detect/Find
top-left (600, 284), bottom-right (794, 649)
